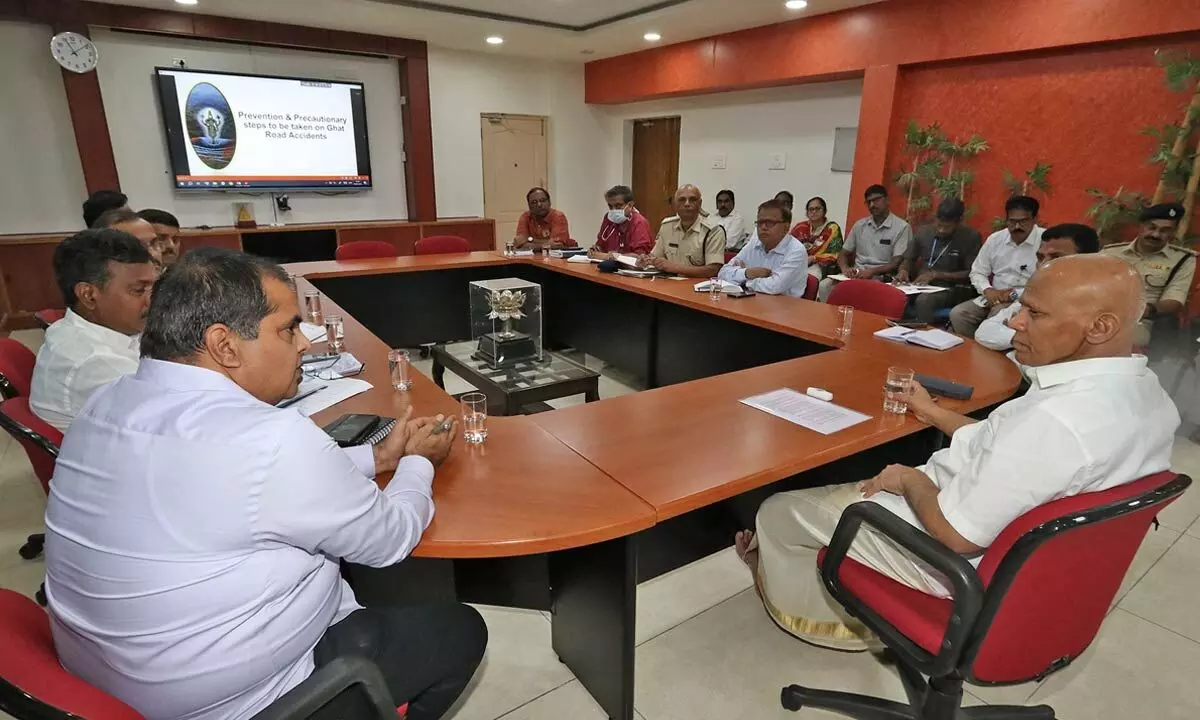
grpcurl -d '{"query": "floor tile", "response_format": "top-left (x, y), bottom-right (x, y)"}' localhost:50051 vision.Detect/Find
top-left (636, 547), bottom-right (752, 645)
top-left (1187, 514), bottom-right (1200, 540)
top-left (635, 589), bottom-right (907, 719)
top-left (1159, 438), bottom-right (1200, 532)
top-left (0, 556), bottom-right (45, 600)
top-left (1026, 608), bottom-right (1200, 719)
top-left (445, 605), bottom-right (574, 720)
top-left (1119, 533), bottom-right (1200, 643)
top-left (495, 681), bottom-right (605, 720)
top-left (1111, 525), bottom-right (1180, 607)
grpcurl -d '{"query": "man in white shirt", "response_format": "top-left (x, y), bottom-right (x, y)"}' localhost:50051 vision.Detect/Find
top-left (735, 254), bottom-right (1175, 651)
top-left (31, 229), bottom-right (157, 432)
top-left (717, 199), bottom-right (810, 296)
top-left (949, 195), bottom-right (1045, 336)
top-left (45, 248), bottom-right (485, 720)
top-left (976, 223), bottom-right (1101, 354)
top-left (714, 189), bottom-right (748, 250)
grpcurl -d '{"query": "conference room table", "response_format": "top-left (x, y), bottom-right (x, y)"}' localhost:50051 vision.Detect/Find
top-left (286, 251), bottom-right (1022, 720)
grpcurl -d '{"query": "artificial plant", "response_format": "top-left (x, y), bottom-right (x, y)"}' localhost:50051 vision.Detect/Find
top-left (991, 163), bottom-right (1052, 231)
top-left (894, 120), bottom-right (988, 225)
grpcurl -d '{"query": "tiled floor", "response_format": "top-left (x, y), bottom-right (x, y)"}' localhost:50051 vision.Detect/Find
top-left (4, 336), bottom-right (1200, 719)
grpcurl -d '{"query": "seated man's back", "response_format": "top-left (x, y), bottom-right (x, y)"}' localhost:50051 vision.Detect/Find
top-left (31, 229), bottom-right (155, 431)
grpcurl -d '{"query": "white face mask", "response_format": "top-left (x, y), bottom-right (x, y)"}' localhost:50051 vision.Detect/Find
top-left (607, 209), bottom-right (629, 225)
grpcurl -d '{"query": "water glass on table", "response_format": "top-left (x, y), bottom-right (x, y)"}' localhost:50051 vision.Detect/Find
top-left (709, 279), bottom-right (722, 302)
top-left (389, 349), bottom-right (412, 391)
top-left (836, 305), bottom-right (854, 339)
top-left (303, 290), bottom-right (323, 325)
top-left (324, 315), bottom-right (344, 354)
top-left (461, 392), bottom-right (488, 445)
top-left (884, 366), bottom-right (915, 414)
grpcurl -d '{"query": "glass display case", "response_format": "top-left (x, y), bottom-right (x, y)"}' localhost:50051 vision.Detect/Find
top-left (469, 277), bottom-right (543, 368)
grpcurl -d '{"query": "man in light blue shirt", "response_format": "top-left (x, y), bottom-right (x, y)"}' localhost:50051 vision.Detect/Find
top-left (45, 248), bottom-right (485, 720)
top-left (717, 198), bottom-right (812, 296)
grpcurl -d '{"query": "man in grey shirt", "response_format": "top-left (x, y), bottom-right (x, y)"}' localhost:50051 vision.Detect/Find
top-left (897, 197), bottom-right (982, 323)
top-left (819, 184), bottom-right (912, 301)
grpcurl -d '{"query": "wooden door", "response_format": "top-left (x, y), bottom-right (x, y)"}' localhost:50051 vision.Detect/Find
top-left (631, 116), bottom-right (681, 231)
top-left (482, 115), bottom-right (549, 248)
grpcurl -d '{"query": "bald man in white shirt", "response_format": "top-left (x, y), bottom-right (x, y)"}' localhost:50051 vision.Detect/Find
top-left (735, 254), bottom-right (1177, 651)
top-left (45, 249), bottom-right (485, 720)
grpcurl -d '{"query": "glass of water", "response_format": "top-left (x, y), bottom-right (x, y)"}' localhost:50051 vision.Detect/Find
top-left (389, 349), bottom-right (412, 391)
top-left (709, 279), bottom-right (723, 302)
top-left (884, 366), bottom-right (915, 414)
top-left (505, 239), bottom-right (515, 256)
top-left (461, 392), bottom-right (488, 445)
top-left (324, 315), bottom-right (344, 353)
top-left (836, 305), bottom-right (854, 338)
top-left (303, 290), bottom-right (323, 324)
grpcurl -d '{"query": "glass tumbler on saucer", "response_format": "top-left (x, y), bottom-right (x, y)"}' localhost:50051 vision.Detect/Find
top-left (461, 392), bottom-right (488, 445)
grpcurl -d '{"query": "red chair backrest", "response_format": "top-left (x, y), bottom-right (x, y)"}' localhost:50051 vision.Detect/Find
top-left (827, 279), bottom-right (907, 319)
top-left (0, 589), bottom-right (144, 719)
top-left (803, 274), bottom-right (818, 301)
top-left (964, 471), bottom-right (1187, 683)
top-left (0, 397), bottom-right (62, 495)
top-left (0, 338), bottom-right (36, 399)
top-left (34, 309), bottom-right (66, 329)
top-left (335, 241), bottom-right (399, 261)
top-left (414, 235), bottom-right (470, 255)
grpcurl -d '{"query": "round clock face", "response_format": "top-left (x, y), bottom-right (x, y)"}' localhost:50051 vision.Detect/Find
top-left (50, 31), bottom-right (98, 74)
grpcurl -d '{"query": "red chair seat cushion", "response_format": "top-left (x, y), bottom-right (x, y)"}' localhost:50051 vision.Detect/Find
top-left (817, 549), bottom-right (952, 655)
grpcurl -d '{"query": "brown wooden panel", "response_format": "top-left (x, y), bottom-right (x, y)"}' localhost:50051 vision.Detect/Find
top-left (386, 37), bottom-right (426, 59)
top-left (107, 5), bottom-right (194, 34)
top-left (631, 117), bottom-right (681, 231)
top-left (337, 225), bottom-right (421, 256)
top-left (327, 30), bottom-right (390, 56)
top-left (261, 22), bottom-right (329, 50)
top-left (421, 220), bottom-right (495, 251)
top-left (56, 24), bottom-right (120, 194)
top-left (0, 241), bottom-right (63, 320)
top-left (400, 57), bottom-right (436, 221)
top-left (191, 15), bottom-right (266, 44)
top-left (180, 233), bottom-right (241, 252)
top-left (0, 0), bottom-right (23, 19)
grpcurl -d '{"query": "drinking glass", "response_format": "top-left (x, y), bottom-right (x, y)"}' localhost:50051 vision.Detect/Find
top-left (389, 349), bottom-right (412, 391)
top-left (884, 366), bottom-right (915, 414)
top-left (303, 290), bottom-right (323, 324)
top-left (709, 279), bottom-right (723, 302)
top-left (504, 238), bottom-right (515, 256)
top-left (462, 392), bottom-right (488, 445)
top-left (836, 305), bottom-right (854, 338)
top-left (324, 315), bottom-right (344, 353)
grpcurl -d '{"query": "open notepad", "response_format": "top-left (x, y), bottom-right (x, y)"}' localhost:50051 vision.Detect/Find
top-left (693, 279), bottom-right (744, 293)
top-left (874, 326), bottom-right (963, 350)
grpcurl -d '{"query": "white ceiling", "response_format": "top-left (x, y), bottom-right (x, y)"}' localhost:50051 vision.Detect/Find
top-left (100, 0), bottom-right (884, 62)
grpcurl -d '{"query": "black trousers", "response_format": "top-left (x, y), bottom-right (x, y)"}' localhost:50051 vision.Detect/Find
top-left (311, 604), bottom-right (487, 720)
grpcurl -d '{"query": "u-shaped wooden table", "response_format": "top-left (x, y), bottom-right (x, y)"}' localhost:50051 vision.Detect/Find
top-left (287, 252), bottom-right (1021, 720)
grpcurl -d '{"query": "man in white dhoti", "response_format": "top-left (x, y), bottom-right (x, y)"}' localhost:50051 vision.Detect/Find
top-left (736, 254), bottom-right (1179, 651)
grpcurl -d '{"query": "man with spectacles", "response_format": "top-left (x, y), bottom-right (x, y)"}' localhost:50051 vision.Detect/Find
top-left (949, 195), bottom-right (1044, 336)
top-left (1100, 202), bottom-right (1195, 349)
top-left (138, 208), bottom-right (183, 267)
top-left (819, 184), bottom-right (912, 302)
top-left (717, 199), bottom-right (810, 296)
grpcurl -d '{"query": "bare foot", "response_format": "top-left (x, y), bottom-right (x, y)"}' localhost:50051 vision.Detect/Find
top-left (734, 530), bottom-right (759, 571)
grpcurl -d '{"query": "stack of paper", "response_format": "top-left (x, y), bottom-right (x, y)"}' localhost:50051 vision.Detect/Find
top-left (740, 388), bottom-right (871, 435)
top-left (300, 322), bottom-right (328, 343)
top-left (287, 378), bottom-right (373, 417)
top-left (566, 254), bottom-right (593, 264)
top-left (874, 326), bottom-right (964, 351)
top-left (693, 279), bottom-right (743, 293)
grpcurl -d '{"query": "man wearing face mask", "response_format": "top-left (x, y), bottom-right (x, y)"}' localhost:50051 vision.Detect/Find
top-left (1101, 202), bottom-right (1195, 348)
top-left (590, 185), bottom-right (654, 259)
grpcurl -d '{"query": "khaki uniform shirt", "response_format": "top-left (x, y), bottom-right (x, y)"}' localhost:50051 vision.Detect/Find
top-left (651, 216), bottom-right (727, 267)
top-left (1101, 242), bottom-right (1196, 306)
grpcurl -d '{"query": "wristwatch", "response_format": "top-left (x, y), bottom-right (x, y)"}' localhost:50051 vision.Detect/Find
top-left (1007, 290), bottom-right (1019, 303)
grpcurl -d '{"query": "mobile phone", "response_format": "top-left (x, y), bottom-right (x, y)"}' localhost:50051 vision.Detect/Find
top-left (728, 289), bottom-right (756, 299)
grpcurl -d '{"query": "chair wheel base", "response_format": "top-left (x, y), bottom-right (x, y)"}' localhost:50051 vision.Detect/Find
top-left (19, 534), bottom-right (44, 560)
top-left (781, 685), bottom-right (805, 711)
top-left (35, 584), bottom-right (47, 607)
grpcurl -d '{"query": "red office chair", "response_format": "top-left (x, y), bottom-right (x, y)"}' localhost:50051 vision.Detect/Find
top-left (803, 274), bottom-right (819, 301)
top-left (0, 338), bottom-right (36, 400)
top-left (827, 279), bottom-right (908, 320)
top-left (782, 471), bottom-right (1191, 720)
top-left (336, 241), bottom-right (399, 261)
top-left (0, 589), bottom-right (405, 720)
top-left (724, 250), bottom-right (738, 263)
top-left (414, 235), bottom-right (470, 255)
top-left (0, 398), bottom-right (62, 572)
top-left (33, 309), bottom-right (65, 330)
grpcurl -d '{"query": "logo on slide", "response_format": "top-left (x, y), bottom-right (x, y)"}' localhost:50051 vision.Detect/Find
top-left (185, 82), bottom-right (237, 170)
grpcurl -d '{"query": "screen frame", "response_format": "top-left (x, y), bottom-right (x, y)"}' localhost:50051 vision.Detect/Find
top-left (153, 66), bottom-right (374, 193)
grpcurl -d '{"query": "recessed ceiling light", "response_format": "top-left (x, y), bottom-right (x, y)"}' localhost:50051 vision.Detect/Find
top-left (486, 36), bottom-right (504, 45)
top-left (643, 32), bottom-right (662, 42)
top-left (785, 0), bottom-right (808, 8)
top-left (175, 0), bottom-right (199, 5)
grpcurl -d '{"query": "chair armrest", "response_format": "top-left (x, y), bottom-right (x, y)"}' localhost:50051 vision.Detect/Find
top-left (821, 501), bottom-right (985, 678)
top-left (249, 657), bottom-right (396, 720)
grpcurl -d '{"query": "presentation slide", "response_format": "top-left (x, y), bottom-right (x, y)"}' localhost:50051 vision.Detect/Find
top-left (155, 68), bottom-right (373, 190)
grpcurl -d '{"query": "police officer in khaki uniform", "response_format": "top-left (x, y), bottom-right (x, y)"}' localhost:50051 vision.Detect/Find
top-left (643, 184), bottom-right (727, 278)
top-left (1101, 202), bottom-right (1196, 347)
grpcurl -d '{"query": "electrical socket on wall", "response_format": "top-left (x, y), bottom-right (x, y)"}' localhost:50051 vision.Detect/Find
top-left (172, 58), bottom-right (187, 68)
top-left (711, 154), bottom-right (727, 170)
top-left (768, 153), bottom-right (787, 170)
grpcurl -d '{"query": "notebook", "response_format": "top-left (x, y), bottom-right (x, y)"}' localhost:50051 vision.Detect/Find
top-left (693, 279), bottom-right (743, 294)
top-left (873, 326), bottom-right (963, 351)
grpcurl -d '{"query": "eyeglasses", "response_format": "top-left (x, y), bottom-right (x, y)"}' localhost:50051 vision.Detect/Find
top-left (756, 220), bottom-right (787, 228)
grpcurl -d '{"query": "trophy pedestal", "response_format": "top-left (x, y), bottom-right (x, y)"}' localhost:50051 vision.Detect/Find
top-left (474, 332), bottom-right (538, 367)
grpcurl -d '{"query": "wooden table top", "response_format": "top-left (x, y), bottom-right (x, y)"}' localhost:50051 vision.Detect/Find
top-left (291, 253), bottom-right (1022, 547)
